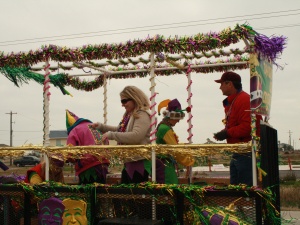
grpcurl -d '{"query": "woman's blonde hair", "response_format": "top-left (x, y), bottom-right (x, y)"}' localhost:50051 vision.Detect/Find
top-left (120, 86), bottom-right (150, 118)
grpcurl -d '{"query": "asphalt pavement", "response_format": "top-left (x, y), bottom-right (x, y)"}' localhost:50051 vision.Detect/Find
top-left (281, 211), bottom-right (300, 225)
top-left (192, 165), bottom-right (300, 179)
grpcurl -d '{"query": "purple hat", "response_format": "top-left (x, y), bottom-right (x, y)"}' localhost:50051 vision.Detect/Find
top-left (215, 71), bottom-right (241, 83)
top-left (168, 99), bottom-right (182, 111)
top-left (158, 99), bottom-right (190, 120)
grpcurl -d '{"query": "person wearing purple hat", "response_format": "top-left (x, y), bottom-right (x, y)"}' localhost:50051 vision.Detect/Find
top-left (156, 99), bottom-right (194, 184)
top-left (214, 71), bottom-right (262, 186)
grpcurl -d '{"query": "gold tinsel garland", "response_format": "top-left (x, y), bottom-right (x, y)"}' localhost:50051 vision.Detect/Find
top-left (0, 143), bottom-right (251, 165)
top-left (0, 150), bottom-right (25, 158)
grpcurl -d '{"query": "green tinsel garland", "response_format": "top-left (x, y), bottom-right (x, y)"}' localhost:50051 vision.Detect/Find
top-left (0, 67), bottom-right (72, 94)
top-left (1, 181), bottom-right (282, 224)
top-left (0, 24), bottom-right (254, 68)
top-left (0, 56), bottom-right (249, 92)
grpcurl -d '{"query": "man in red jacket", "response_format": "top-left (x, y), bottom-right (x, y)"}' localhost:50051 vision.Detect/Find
top-left (213, 71), bottom-right (262, 186)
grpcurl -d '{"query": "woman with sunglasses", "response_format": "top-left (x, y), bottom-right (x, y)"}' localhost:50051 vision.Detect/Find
top-left (91, 86), bottom-right (151, 184)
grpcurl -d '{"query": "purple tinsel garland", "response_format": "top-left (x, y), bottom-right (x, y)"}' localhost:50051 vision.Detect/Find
top-left (254, 34), bottom-right (287, 65)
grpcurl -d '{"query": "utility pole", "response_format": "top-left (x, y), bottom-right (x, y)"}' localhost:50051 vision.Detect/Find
top-left (5, 111), bottom-right (17, 165)
top-left (288, 130), bottom-right (292, 147)
top-left (293, 140), bottom-right (295, 151)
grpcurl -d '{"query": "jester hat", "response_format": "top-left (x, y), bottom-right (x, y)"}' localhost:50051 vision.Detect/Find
top-left (158, 99), bottom-right (191, 120)
top-left (49, 153), bottom-right (65, 168)
top-left (66, 109), bottom-right (92, 134)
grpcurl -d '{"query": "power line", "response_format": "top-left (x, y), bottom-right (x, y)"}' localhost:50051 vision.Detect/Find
top-left (17, 113), bottom-right (42, 123)
top-left (0, 130), bottom-right (41, 132)
top-left (1, 8), bottom-right (299, 44)
top-left (0, 9), bottom-right (300, 47)
top-left (14, 131), bottom-right (42, 133)
top-left (13, 135), bottom-right (43, 141)
top-left (256, 23), bottom-right (300, 30)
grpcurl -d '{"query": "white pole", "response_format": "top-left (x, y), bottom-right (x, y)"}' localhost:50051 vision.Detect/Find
top-left (251, 112), bottom-right (257, 186)
top-left (43, 60), bottom-right (51, 180)
top-left (186, 65), bottom-right (193, 183)
top-left (103, 74), bottom-right (108, 125)
top-left (149, 53), bottom-right (157, 220)
top-left (149, 53), bottom-right (157, 181)
top-left (186, 65), bottom-right (193, 144)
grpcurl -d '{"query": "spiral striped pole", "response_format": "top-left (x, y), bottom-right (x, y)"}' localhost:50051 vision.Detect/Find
top-left (251, 112), bottom-right (258, 186)
top-left (149, 53), bottom-right (157, 220)
top-left (149, 53), bottom-right (157, 181)
top-left (186, 65), bottom-right (193, 143)
top-left (186, 65), bottom-right (193, 182)
top-left (43, 60), bottom-right (51, 180)
top-left (103, 74), bottom-right (108, 125)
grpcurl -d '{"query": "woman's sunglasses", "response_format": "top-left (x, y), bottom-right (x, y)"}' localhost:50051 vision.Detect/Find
top-left (121, 98), bottom-right (132, 104)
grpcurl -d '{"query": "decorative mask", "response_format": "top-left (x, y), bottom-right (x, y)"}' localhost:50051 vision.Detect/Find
top-left (38, 197), bottom-right (65, 225)
top-left (62, 198), bottom-right (88, 225)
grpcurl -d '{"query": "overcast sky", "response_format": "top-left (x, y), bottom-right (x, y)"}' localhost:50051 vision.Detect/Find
top-left (0, 1), bottom-right (299, 148)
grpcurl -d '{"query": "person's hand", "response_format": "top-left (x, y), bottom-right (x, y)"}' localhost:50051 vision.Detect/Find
top-left (213, 130), bottom-right (228, 141)
top-left (90, 122), bottom-right (100, 128)
top-left (101, 132), bottom-right (109, 142)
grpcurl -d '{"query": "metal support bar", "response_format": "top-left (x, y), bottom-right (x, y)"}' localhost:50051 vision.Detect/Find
top-left (29, 49), bottom-right (248, 71)
top-left (66, 61), bottom-right (248, 77)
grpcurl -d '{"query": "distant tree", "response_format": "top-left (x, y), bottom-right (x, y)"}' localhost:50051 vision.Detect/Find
top-left (281, 143), bottom-right (294, 151)
top-left (204, 138), bottom-right (216, 144)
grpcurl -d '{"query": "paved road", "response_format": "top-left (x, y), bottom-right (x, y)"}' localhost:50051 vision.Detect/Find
top-left (193, 170), bottom-right (300, 179)
top-left (282, 211), bottom-right (300, 225)
top-left (279, 170), bottom-right (300, 179)
top-left (6, 165), bottom-right (300, 180)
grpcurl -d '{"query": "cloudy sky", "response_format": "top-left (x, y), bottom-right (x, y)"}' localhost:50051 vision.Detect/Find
top-left (0, 1), bottom-right (299, 148)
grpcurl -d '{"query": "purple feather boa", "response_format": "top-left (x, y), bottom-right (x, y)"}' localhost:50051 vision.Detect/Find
top-left (0, 174), bottom-right (25, 183)
top-left (254, 34), bottom-right (287, 65)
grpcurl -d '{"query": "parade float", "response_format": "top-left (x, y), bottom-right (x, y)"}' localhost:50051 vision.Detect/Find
top-left (0, 24), bottom-right (286, 225)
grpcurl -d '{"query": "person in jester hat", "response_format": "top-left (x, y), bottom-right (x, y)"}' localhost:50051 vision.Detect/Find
top-left (25, 154), bottom-right (64, 184)
top-left (66, 109), bottom-right (110, 184)
top-left (91, 86), bottom-right (151, 184)
top-left (156, 99), bottom-right (195, 184)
